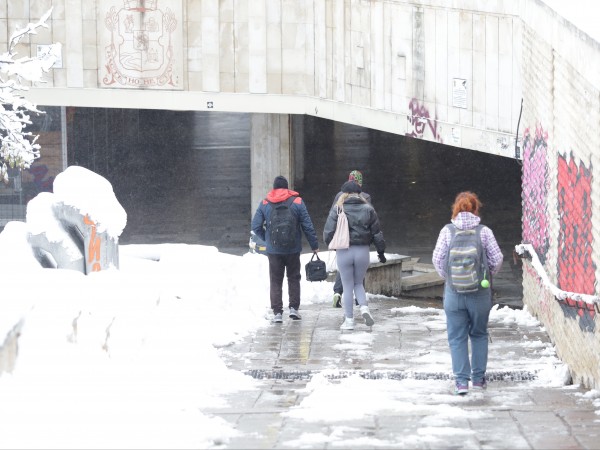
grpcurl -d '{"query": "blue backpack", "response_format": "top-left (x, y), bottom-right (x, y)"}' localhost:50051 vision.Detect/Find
top-left (445, 224), bottom-right (488, 293)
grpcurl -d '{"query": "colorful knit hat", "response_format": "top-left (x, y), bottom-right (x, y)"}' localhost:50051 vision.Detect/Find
top-left (348, 170), bottom-right (363, 187)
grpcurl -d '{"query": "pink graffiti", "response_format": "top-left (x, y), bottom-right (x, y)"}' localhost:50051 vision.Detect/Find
top-left (522, 125), bottom-right (549, 263)
top-left (406, 98), bottom-right (442, 143)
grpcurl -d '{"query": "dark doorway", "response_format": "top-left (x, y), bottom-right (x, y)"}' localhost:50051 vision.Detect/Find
top-left (65, 109), bottom-right (522, 265)
top-left (296, 115), bottom-right (522, 265)
top-left (66, 108), bottom-right (252, 249)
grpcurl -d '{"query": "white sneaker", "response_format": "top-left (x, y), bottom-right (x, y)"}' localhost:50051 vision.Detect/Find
top-left (340, 317), bottom-right (355, 330)
top-left (360, 305), bottom-right (374, 326)
top-left (289, 308), bottom-right (302, 320)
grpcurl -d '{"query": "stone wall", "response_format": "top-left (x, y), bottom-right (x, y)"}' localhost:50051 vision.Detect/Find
top-left (519, 1), bottom-right (600, 388)
top-left (522, 265), bottom-right (600, 388)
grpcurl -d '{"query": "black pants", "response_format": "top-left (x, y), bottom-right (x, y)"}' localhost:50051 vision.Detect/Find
top-left (333, 271), bottom-right (343, 294)
top-left (267, 253), bottom-right (301, 314)
top-left (333, 270), bottom-right (364, 295)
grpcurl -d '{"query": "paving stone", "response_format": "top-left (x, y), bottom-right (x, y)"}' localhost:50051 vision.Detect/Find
top-left (209, 297), bottom-right (600, 449)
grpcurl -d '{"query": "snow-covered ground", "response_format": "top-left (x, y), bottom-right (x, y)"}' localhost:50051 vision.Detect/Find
top-left (0, 166), bottom-right (598, 449)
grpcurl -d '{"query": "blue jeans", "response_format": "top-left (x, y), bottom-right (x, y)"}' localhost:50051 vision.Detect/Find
top-left (443, 284), bottom-right (492, 384)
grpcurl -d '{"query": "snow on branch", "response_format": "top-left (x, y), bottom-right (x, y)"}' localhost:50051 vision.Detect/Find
top-left (0, 8), bottom-right (61, 183)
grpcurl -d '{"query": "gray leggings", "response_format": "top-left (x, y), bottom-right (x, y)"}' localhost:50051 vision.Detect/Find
top-left (336, 245), bottom-right (370, 318)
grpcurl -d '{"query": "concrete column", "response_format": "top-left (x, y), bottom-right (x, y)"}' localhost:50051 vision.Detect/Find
top-left (65, 0), bottom-right (84, 87)
top-left (292, 115), bottom-right (305, 187)
top-left (250, 113), bottom-right (292, 217)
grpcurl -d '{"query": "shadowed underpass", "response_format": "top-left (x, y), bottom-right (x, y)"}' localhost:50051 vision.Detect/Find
top-left (68, 110), bottom-right (523, 307)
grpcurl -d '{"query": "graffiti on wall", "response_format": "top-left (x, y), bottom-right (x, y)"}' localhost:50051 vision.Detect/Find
top-left (522, 125), bottom-right (550, 264)
top-left (406, 98), bottom-right (442, 143)
top-left (84, 215), bottom-right (103, 273)
top-left (557, 152), bottom-right (596, 331)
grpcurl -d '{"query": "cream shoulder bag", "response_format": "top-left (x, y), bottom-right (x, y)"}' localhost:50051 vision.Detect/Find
top-left (328, 204), bottom-right (350, 250)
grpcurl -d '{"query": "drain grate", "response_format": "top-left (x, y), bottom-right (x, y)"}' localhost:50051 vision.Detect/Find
top-left (243, 369), bottom-right (538, 382)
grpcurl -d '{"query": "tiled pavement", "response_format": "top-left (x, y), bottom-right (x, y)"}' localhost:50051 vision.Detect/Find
top-left (208, 296), bottom-right (600, 449)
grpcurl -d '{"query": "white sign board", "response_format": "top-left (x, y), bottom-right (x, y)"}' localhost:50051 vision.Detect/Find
top-left (452, 78), bottom-right (467, 109)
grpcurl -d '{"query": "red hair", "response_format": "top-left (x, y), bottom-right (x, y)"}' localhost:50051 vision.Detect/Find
top-left (451, 191), bottom-right (482, 219)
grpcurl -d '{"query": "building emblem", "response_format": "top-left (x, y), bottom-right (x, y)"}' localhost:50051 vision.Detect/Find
top-left (102, 0), bottom-right (178, 88)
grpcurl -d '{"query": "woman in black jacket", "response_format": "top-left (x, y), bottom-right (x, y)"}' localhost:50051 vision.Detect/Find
top-left (323, 181), bottom-right (386, 330)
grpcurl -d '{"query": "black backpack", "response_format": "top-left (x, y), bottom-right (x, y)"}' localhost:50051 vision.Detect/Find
top-left (445, 224), bottom-right (488, 293)
top-left (268, 197), bottom-right (298, 250)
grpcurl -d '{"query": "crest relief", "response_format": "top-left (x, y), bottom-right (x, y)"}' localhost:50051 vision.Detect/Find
top-left (100, 0), bottom-right (183, 89)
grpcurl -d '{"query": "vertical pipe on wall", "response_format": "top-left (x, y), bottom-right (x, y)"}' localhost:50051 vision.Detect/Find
top-left (61, 106), bottom-right (68, 171)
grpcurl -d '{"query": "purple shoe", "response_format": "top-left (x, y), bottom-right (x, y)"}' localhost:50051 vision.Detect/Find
top-left (454, 382), bottom-right (469, 395)
top-left (472, 378), bottom-right (487, 390)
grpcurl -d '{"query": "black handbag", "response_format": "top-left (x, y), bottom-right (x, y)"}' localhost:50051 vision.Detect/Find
top-left (305, 253), bottom-right (327, 282)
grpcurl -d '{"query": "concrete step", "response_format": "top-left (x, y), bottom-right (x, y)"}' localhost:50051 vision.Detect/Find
top-left (401, 265), bottom-right (444, 298)
top-left (329, 257), bottom-right (445, 299)
top-left (412, 262), bottom-right (439, 273)
top-left (400, 257), bottom-right (420, 272)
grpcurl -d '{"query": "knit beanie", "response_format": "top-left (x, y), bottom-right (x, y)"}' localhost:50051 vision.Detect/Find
top-left (348, 170), bottom-right (363, 187)
top-left (341, 180), bottom-right (362, 194)
top-left (273, 176), bottom-right (288, 189)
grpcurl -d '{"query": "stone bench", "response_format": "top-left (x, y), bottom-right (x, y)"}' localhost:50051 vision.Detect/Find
top-left (364, 256), bottom-right (411, 297)
top-left (325, 253), bottom-right (446, 298)
top-left (326, 253), bottom-right (411, 298)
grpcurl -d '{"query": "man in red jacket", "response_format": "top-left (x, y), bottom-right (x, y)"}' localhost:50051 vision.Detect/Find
top-left (251, 176), bottom-right (319, 323)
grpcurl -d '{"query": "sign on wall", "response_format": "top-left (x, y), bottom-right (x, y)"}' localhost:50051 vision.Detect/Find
top-left (452, 78), bottom-right (467, 109)
top-left (97, 0), bottom-right (183, 89)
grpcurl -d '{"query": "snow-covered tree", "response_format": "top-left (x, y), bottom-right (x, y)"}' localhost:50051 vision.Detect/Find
top-left (0, 8), bottom-right (60, 183)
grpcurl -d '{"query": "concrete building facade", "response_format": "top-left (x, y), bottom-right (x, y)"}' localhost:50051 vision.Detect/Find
top-left (2, 0), bottom-right (599, 387)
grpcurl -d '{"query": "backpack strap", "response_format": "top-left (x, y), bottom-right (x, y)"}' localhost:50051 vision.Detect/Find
top-left (475, 224), bottom-right (488, 269)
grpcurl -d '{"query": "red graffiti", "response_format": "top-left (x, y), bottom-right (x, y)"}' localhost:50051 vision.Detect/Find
top-left (557, 153), bottom-right (595, 324)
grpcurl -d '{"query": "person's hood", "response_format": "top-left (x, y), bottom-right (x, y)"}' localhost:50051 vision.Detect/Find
top-left (266, 188), bottom-right (300, 203)
top-left (451, 211), bottom-right (481, 230)
top-left (343, 193), bottom-right (367, 204)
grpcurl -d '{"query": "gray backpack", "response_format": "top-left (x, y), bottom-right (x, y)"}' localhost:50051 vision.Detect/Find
top-left (445, 224), bottom-right (488, 293)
